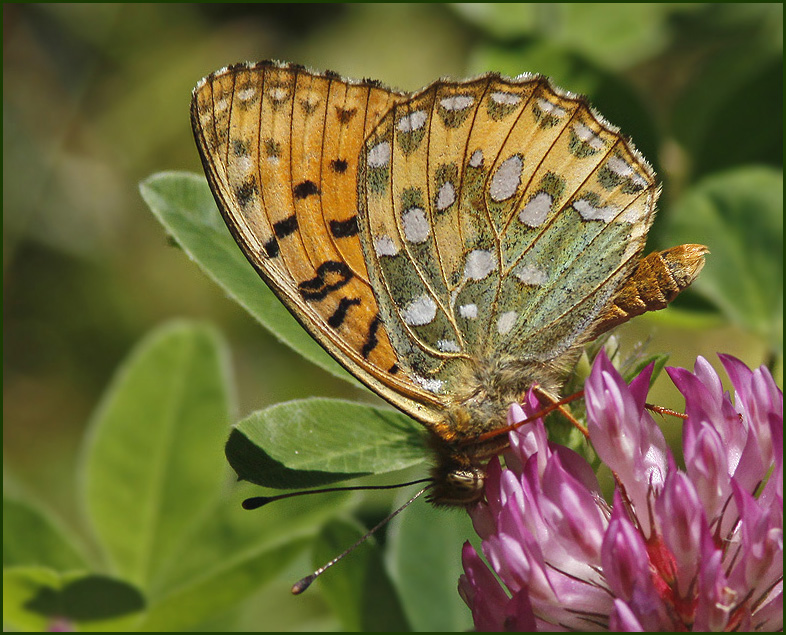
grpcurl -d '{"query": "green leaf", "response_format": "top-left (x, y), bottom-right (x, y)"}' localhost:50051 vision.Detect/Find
top-left (153, 483), bottom-right (353, 592)
top-left (3, 496), bottom-right (88, 571)
top-left (3, 567), bottom-right (144, 632)
top-left (140, 172), bottom-right (353, 383)
top-left (662, 167), bottom-right (783, 355)
top-left (227, 398), bottom-right (429, 489)
top-left (81, 321), bottom-right (232, 588)
top-left (671, 44), bottom-right (782, 178)
top-left (621, 353), bottom-right (670, 387)
top-left (312, 519), bottom-right (410, 632)
top-left (134, 539), bottom-right (307, 631)
top-left (386, 490), bottom-right (474, 631)
top-left (136, 478), bottom-right (361, 630)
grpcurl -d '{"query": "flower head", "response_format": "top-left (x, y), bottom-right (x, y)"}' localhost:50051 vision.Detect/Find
top-left (459, 353), bottom-right (783, 631)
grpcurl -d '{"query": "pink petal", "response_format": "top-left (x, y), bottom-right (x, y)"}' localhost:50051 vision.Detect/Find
top-left (684, 421), bottom-right (731, 519)
top-left (540, 454), bottom-right (606, 563)
top-left (654, 470), bottom-right (707, 594)
top-left (753, 585), bottom-right (783, 631)
top-left (504, 587), bottom-right (538, 631)
top-left (588, 353), bottom-right (667, 524)
top-left (601, 492), bottom-right (654, 602)
top-left (729, 479), bottom-right (784, 593)
top-left (694, 532), bottom-right (731, 631)
top-left (460, 542), bottom-right (509, 631)
top-left (609, 599), bottom-right (644, 631)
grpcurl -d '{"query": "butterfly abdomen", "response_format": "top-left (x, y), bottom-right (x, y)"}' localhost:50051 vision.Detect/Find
top-left (590, 244), bottom-right (708, 337)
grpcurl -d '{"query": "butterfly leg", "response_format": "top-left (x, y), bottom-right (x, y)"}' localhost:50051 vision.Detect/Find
top-left (532, 386), bottom-right (590, 439)
top-left (645, 403), bottom-right (688, 419)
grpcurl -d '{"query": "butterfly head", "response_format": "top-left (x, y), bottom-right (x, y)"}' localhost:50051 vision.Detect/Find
top-left (423, 380), bottom-right (530, 507)
top-left (426, 462), bottom-right (486, 507)
top-left (425, 416), bottom-right (512, 507)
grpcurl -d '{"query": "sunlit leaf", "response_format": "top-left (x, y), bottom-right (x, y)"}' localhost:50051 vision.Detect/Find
top-left (227, 398), bottom-right (428, 489)
top-left (3, 496), bottom-right (88, 571)
top-left (663, 167), bottom-right (783, 355)
top-left (82, 321), bottom-right (232, 588)
top-left (386, 488), bottom-right (474, 631)
top-left (2, 567), bottom-right (144, 632)
top-left (452, 4), bottom-right (687, 69)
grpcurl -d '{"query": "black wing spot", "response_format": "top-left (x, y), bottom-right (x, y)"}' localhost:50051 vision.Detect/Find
top-left (336, 107), bottom-right (357, 124)
top-left (388, 364), bottom-right (399, 375)
top-left (294, 180), bottom-right (320, 199)
top-left (263, 237), bottom-right (280, 258)
top-left (298, 261), bottom-right (353, 302)
top-left (273, 215), bottom-right (298, 238)
top-left (361, 314), bottom-right (382, 358)
top-left (330, 159), bottom-right (348, 173)
top-left (327, 297), bottom-right (361, 329)
top-left (264, 138), bottom-right (281, 159)
top-left (330, 216), bottom-right (358, 238)
top-left (235, 178), bottom-right (258, 207)
top-left (232, 139), bottom-right (250, 156)
top-left (300, 98), bottom-right (319, 115)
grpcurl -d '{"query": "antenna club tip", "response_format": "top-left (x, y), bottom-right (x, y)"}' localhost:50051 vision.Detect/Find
top-left (242, 497), bottom-right (269, 510)
top-left (291, 575), bottom-right (315, 595)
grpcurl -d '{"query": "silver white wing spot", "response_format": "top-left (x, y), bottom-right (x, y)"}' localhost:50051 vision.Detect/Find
top-left (402, 294), bottom-right (438, 326)
top-left (518, 192), bottom-right (552, 227)
top-left (490, 155), bottom-right (524, 202)
top-left (402, 207), bottom-right (430, 244)
top-left (464, 249), bottom-right (497, 281)
top-left (368, 141), bottom-right (391, 168)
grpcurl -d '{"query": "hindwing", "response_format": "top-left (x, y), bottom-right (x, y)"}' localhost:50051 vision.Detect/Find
top-left (357, 74), bottom-right (659, 399)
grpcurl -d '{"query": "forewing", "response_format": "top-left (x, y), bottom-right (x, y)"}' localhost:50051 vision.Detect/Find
top-left (191, 61), bottom-right (444, 425)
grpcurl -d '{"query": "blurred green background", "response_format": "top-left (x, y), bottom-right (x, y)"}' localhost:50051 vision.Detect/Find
top-left (4, 4), bottom-right (782, 631)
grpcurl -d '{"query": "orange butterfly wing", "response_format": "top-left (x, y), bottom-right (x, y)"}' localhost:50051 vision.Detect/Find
top-left (191, 61), bottom-right (444, 427)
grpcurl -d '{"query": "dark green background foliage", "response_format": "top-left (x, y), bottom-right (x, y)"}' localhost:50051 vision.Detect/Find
top-left (4, 4), bottom-right (781, 631)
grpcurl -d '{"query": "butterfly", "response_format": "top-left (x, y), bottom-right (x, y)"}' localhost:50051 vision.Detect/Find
top-left (191, 60), bottom-right (707, 506)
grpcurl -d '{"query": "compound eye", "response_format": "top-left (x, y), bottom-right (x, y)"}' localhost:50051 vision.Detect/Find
top-left (427, 464), bottom-right (487, 506)
top-left (445, 468), bottom-right (485, 501)
top-left (447, 469), bottom-right (478, 487)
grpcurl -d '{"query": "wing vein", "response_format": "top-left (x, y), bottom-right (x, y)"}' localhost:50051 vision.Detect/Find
top-left (499, 97), bottom-right (583, 238)
top-left (387, 99), bottom-right (464, 354)
top-left (479, 80), bottom-right (544, 345)
top-left (503, 136), bottom-right (621, 279)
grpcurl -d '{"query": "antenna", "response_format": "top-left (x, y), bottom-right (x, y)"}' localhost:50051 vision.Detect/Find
top-left (290, 485), bottom-right (430, 594)
top-left (242, 478), bottom-right (432, 510)
top-left (242, 478), bottom-right (433, 594)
